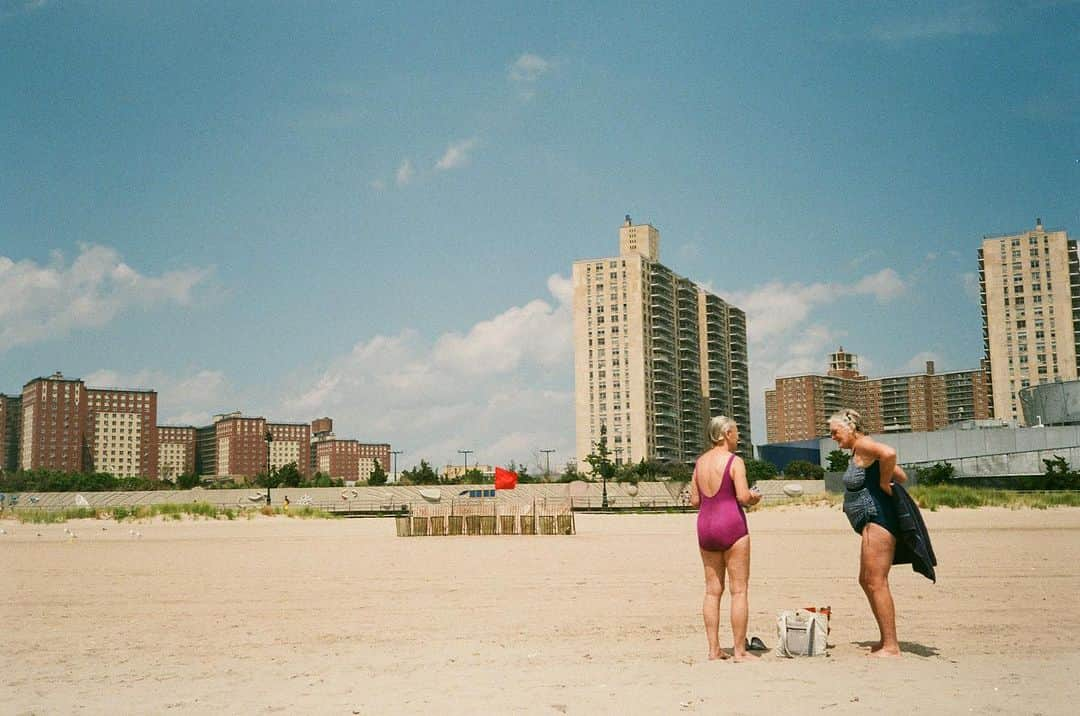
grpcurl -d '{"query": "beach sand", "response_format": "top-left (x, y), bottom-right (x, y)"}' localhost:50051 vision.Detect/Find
top-left (3, 506), bottom-right (1079, 714)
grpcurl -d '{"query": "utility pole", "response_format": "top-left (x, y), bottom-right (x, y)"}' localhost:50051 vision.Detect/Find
top-left (264, 428), bottom-right (273, 505)
top-left (458, 449), bottom-right (473, 481)
top-left (390, 449), bottom-right (402, 483)
top-left (539, 449), bottom-right (555, 479)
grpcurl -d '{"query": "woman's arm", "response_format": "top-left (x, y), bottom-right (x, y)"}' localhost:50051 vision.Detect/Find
top-left (689, 462), bottom-right (701, 508)
top-left (892, 464), bottom-right (908, 485)
top-left (730, 457), bottom-right (761, 507)
top-left (864, 438), bottom-right (899, 495)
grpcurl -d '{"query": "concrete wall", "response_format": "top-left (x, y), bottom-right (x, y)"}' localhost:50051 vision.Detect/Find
top-left (816, 425), bottom-right (1080, 477)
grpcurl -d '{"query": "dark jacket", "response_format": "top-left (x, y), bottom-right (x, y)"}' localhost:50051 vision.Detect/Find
top-left (890, 482), bottom-right (937, 583)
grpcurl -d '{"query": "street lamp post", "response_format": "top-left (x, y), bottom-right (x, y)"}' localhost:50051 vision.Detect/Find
top-left (602, 467), bottom-right (609, 509)
top-left (539, 449), bottom-right (555, 480)
top-left (390, 449), bottom-right (402, 483)
top-left (458, 449), bottom-right (473, 481)
top-left (264, 429), bottom-right (273, 505)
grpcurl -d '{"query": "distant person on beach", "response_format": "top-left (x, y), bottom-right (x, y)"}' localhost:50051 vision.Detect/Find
top-left (283, 495), bottom-right (290, 512)
top-left (828, 408), bottom-right (907, 658)
top-left (689, 416), bottom-right (762, 661)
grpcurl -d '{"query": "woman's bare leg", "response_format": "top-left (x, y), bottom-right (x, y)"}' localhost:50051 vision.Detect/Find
top-left (859, 523), bottom-right (901, 657)
top-left (700, 548), bottom-right (728, 660)
top-left (726, 535), bottom-right (758, 661)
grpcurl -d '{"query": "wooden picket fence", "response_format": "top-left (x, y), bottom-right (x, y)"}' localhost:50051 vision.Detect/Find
top-left (395, 498), bottom-right (574, 537)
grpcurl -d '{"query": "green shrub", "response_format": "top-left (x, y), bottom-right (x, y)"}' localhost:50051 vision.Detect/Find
top-left (914, 462), bottom-right (955, 486)
top-left (783, 460), bottom-right (825, 479)
top-left (745, 459), bottom-right (778, 485)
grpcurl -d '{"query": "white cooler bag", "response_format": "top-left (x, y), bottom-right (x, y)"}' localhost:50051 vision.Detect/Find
top-left (775, 609), bottom-right (829, 657)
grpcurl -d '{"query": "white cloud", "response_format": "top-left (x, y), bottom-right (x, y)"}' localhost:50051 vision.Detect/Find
top-left (395, 159), bottom-right (415, 186)
top-left (81, 368), bottom-right (234, 426)
top-left (508, 53), bottom-right (551, 82)
top-left (369, 178), bottom-right (387, 191)
top-left (283, 274), bottom-right (575, 470)
top-left (731, 267), bottom-right (905, 442)
top-left (0, 245), bottom-right (210, 352)
top-left (732, 267), bottom-right (906, 344)
top-left (434, 138), bottom-right (479, 171)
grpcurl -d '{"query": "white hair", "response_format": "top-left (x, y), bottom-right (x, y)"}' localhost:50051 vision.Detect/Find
top-left (708, 416), bottom-right (737, 445)
top-left (828, 408), bottom-right (865, 434)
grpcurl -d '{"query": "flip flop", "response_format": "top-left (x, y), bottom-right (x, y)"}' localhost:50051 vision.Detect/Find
top-left (747, 636), bottom-right (768, 651)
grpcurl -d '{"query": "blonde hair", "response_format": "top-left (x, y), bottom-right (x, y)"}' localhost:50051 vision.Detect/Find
top-left (828, 408), bottom-right (865, 434)
top-left (708, 416), bottom-right (737, 445)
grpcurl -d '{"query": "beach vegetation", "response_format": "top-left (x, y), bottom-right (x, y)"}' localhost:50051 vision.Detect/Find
top-left (368, 461), bottom-right (388, 486)
top-left (783, 460), bottom-right (825, 480)
top-left (175, 472), bottom-right (201, 489)
top-left (8, 502), bottom-right (271, 524)
top-left (584, 425), bottom-right (616, 486)
top-left (1042, 455), bottom-right (1080, 489)
top-left (0, 468), bottom-right (172, 493)
top-left (826, 449), bottom-right (850, 472)
top-left (913, 461), bottom-right (955, 485)
top-left (283, 505), bottom-right (337, 519)
top-left (910, 484), bottom-right (1080, 510)
top-left (277, 462), bottom-right (303, 488)
top-left (745, 459), bottom-right (778, 486)
top-left (400, 460), bottom-right (439, 485)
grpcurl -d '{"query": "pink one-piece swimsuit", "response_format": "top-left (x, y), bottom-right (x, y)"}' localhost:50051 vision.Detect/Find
top-left (696, 454), bottom-right (748, 552)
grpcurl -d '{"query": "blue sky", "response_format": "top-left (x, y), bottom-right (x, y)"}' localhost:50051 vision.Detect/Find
top-left (2, 1), bottom-right (1077, 472)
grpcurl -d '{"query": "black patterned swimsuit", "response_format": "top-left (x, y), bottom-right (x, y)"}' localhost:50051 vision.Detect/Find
top-left (842, 459), bottom-right (899, 536)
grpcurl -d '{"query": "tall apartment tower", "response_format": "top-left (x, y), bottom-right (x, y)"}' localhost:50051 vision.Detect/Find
top-left (573, 217), bottom-right (750, 470)
top-left (86, 386), bottom-right (158, 478)
top-left (20, 374), bottom-right (89, 473)
top-left (158, 426), bottom-right (197, 481)
top-left (17, 373), bottom-right (158, 477)
top-left (1, 393), bottom-right (23, 473)
top-left (979, 219), bottom-right (1080, 423)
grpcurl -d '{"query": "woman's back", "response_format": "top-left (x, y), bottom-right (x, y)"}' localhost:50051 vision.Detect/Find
top-left (696, 450), bottom-right (747, 551)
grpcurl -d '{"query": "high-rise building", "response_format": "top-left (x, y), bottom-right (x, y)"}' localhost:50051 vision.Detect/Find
top-left (17, 373), bottom-right (158, 477)
top-left (1, 393), bottom-right (22, 473)
top-left (764, 349), bottom-right (991, 442)
top-left (20, 373), bottom-right (88, 473)
top-left (979, 219), bottom-right (1079, 424)
top-left (268, 422), bottom-right (311, 477)
top-left (158, 426), bottom-right (196, 481)
top-left (86, 386), bottom-right (158, 478)
top-left (204, 412), bottom-right (267, 479)
top-left (573, 217), bottom-right (751, 470)
top-left (310, 436), bottom-right (390, 482)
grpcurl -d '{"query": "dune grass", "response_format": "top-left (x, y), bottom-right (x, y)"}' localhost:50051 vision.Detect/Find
top-left (5, 502), bottom-right (338, 524)
top-left (910, 485), bottom-right (1080, 510)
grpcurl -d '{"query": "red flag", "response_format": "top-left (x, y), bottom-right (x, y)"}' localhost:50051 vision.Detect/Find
top-left (494, 466), bottom-right (518, 490)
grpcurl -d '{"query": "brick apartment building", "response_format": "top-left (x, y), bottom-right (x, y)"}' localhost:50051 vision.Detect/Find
top-left (157, 426), bottom-right (197, 481)
top-left (765, 349), bottom-right (991, 442)
top-left (0, 393), bottom-right (21, 472)
top-left (86, 386), bottom-right (158, 478)
top-left (14, 373), bottom-right (158, 478)
top-left (193, 413), bottom-right (311, 481)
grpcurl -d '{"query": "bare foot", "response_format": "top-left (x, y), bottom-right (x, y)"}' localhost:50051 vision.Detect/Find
top-left (869, 641), bottom-right (884, 652)
top-left (866, 646), bottom-right (901, 658)
top-left (708, 649), bottom-right (730, 661)
top-left (732, 650), bottom-right (760, 662)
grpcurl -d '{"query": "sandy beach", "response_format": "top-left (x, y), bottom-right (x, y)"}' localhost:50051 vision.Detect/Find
top-left (3, 505), bottom-right (1079, 715)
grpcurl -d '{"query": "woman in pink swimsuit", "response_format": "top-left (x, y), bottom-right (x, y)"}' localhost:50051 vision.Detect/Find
top-left (689, 416), bottom-right (762, 661)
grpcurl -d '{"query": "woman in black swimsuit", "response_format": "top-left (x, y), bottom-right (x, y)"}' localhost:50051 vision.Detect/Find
top-left (828, 408), bottom-right (907, 658)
